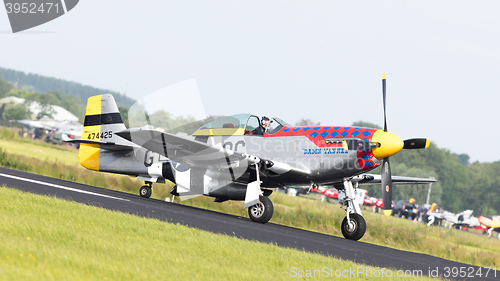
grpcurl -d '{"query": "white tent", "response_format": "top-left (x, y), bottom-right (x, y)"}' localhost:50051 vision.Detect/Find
top-left (0, 96), bottom-right (79, 122)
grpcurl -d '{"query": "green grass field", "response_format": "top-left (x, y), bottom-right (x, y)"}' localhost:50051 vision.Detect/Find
top-left (0, 187), bottom-right (435, 281)
top-left (0, 127), bottom-right (79, 167)
top-left (0, 138), bottom-right (80, 167)
top-left (1, 127), bottom-right (499, 270)
top-left (181, 192), bottom-right (500, 268)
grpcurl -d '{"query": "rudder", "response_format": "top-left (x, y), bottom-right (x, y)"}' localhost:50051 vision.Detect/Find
top-left (78, 94), bottom-right (127, 171)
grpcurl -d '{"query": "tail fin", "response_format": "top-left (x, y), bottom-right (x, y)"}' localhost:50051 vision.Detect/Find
top-left (78, 94), bottom-right (127, 171)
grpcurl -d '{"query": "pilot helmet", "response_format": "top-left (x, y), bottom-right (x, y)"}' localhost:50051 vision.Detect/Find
top-left (409, 198), bottom-right (415, 204)
top-left (261, 116), bottom-right (270, 125)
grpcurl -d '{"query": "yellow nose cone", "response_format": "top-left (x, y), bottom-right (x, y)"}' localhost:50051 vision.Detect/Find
top-left (371, 130), bottom-right (404, 159)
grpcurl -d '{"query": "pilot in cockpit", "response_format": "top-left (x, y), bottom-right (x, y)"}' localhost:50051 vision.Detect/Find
top-left (253, 116), bottom-right (270, 136)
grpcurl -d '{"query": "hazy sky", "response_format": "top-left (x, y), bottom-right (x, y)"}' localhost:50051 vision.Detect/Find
top-left (1, 1), bottom-right (499, 162)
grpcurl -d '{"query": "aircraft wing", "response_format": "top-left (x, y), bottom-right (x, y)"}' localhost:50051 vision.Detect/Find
top-left (13, 119), bottom-right (44, 128)
top-left (465, 217), bottom-right (480, 227)
top-left (115, 129), bottom-right (253, 168)
top-left (358, 174), bottom-right (436, 185)
top-left (425, 211), bottom-right (445, 219)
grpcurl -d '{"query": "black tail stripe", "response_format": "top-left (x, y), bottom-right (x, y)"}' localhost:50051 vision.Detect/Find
top-left (84, 113), bottom-right (123, 126)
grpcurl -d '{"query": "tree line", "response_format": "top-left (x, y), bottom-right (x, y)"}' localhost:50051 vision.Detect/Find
top-left (0, 67), bottom-right (136, 109)
top-left (0, 77), bottom-right (85, 122)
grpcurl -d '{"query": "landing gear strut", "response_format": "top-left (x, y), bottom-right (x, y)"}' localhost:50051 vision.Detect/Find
top-left (340, 178), bottom-right (366, 240)
top-left (246, 162), bottom-right (274, 224)
top-left (139, 182), bottom-right (153, 198)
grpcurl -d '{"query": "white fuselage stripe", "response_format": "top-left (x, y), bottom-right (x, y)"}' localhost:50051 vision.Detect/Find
top-left (0, 173), bottom-right (130, 202)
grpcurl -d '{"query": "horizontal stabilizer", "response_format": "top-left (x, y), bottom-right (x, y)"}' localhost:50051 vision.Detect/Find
top-left (65, 139), bottom-right (136, 151)
top-left (359, 174), bottom-right (436, 185)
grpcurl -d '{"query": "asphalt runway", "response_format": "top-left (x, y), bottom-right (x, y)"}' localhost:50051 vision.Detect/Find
top-left (0, 167), bottom-right (497, 280)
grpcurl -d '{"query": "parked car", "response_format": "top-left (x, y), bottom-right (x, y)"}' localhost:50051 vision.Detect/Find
top-left (392, 200), bottom-right (419, 220)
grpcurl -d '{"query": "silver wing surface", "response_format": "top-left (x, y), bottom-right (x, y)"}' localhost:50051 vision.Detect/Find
top-left (116, 129), bottom-right (256, 168)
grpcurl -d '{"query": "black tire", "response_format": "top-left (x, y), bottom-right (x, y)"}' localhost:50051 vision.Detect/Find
top-left (248, 196), bottom-right (274, 224)
top-left (139, 185), bottom-right (152, 198)
top-left (341, 213), bottom-right (366, 241)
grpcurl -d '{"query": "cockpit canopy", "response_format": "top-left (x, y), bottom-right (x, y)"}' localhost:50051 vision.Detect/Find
top-left (193, 114), bottom-right (289, 136)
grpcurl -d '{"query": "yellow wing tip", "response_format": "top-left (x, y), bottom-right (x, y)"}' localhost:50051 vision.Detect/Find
top-left (382, 73), bottom-right (386, 79)
top-left (425, 139), bottom-right (430, 149)
top-left (383, 209), bottom-right (392, 217)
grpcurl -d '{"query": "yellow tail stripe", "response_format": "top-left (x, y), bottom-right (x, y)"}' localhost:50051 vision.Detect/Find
top-left (85, 95), bottom-right (102, 115)
top-left (79, 95), bottom-right (102, 171)
top-left (78, 143), bottom-right (100, 171)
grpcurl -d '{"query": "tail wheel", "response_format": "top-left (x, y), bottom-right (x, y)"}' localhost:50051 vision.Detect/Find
top-left (341, 213), bottom-right (366, 241)
top-left (248, 196), bottom-right (274, 224)
top-left (139, 185), bottom-right (152, 198)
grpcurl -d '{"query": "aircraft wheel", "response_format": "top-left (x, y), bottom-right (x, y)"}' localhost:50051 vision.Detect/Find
top-left (248, 196), bottom-right (274, 224)
top-left (139, 185), bottom-right (152, 198)
top-left (341, 213), bottom-right (366, 241)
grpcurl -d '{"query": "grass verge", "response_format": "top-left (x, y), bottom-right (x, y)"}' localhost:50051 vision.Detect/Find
top-left (0, 187), bottom-right (434, 281)
top-left (0, 138), bottom-right (80, 167)
top-left (181, 192), bottom-right (500, 268)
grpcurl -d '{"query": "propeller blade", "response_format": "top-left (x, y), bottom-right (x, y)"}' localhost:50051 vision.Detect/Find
top-left (381, 157), bottom-right (392, 217)
top-left (382, 73), bottom-right (387, 132)
top-left (403, 138), bottom-right (430, 149)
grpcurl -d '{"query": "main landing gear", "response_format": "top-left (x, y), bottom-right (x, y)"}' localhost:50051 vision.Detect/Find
top-left (248, 195), bottom-right (274, 223)
top-left (340, 178), bottom-right (366, 241)
top-left (139, 182), bottom-right (153, 198)
top-left (246, 161), bottom-right (274, 224)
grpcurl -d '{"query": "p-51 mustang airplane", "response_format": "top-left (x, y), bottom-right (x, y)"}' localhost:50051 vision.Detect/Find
top-left (69, 74), bottom-right (435, 240)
